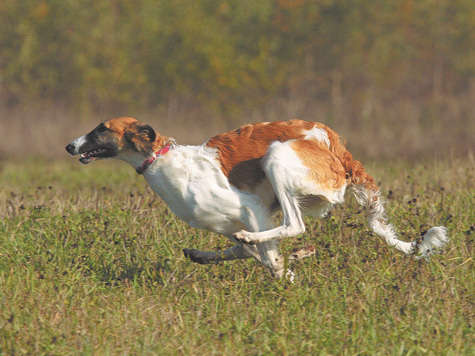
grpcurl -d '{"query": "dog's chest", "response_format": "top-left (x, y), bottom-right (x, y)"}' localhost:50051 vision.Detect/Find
top-left (143, 148), bottom-right (252, 234)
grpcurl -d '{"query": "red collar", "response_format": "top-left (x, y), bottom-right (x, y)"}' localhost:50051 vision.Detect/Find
top-left (136, 144), bottom-right (173, 174)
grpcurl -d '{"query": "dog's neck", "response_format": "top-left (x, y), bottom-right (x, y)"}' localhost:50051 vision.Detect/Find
top-left (116, 136), bottom-right (176, 175)
top-left (136, 141), bottom-right (175, 174)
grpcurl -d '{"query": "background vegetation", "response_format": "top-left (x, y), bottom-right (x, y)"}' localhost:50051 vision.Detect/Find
top-left (0, 0), bottom-right (473, 159)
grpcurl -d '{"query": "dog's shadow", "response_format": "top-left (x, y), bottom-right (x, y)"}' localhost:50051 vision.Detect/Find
top-left (88, 257), bottom-right (172, 287)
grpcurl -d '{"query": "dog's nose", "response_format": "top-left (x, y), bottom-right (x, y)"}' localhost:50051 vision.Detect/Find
top-left (66, 143), bottom-right (76, 154)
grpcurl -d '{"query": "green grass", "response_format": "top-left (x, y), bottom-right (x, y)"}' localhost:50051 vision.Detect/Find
top-left (0, 158), bottom-right (473, 355)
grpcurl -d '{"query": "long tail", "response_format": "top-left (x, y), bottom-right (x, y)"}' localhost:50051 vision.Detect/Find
top-left (347, 160), bottom-right (449, 259)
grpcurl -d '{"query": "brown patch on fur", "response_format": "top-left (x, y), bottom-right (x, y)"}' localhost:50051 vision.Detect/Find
top-left (290, 139), bottom-right (347, 189)
top-left (206, 120), bottom-right (316, 189)
top-left (327, 135), bottom-right (379, 193)
top-left (318, 123), bottom-right (380, 200)
top-left (105, 117), bottom-right (139, 138)
top-left (207, 118), bottom-right (380, 196)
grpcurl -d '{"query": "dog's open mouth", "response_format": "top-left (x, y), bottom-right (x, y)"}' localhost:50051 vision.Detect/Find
top-left (79, 148), bottom-right (109, 164)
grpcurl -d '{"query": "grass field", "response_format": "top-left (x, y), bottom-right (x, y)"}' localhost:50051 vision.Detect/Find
top-left (0, 157), bottom-right (473, 355)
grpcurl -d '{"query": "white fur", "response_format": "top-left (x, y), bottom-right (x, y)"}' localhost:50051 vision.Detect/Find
top-left (68, 135), bottom-right (87, 155)
top-left (144, 145), bottom-right (269, 235)
top-left (142, 145), bottom-right (285, 277)
top-left (304, 126), bottom-right (331, 148)
top-left (415, 227), bottom-right (450, 259)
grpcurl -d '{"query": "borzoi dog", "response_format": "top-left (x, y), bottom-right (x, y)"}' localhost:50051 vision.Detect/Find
top-left (66, 117), bottom-right (449, 279)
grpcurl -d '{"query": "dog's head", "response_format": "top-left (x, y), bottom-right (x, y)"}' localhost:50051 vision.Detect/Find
top-left (66, 117), bottom-right (160, 165)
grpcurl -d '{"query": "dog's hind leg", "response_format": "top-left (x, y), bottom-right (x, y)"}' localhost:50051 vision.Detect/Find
top-left (233, 141), bottom-right (308, 246)
top-left (233, 139), bottom-right (346, 247)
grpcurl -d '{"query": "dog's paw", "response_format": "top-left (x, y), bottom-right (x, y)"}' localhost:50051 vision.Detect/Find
top-left (288, 244), bottom-right (316, 262)
top-left (232, 230), bottom-right (256, 245)
top-left (183, 248), bottom-right (208, 264)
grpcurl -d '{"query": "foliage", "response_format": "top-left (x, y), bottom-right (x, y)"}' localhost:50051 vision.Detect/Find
top-left (0, 158), bottom-right (473, 354)
top-left (0, 0), bottom-right (473, 114)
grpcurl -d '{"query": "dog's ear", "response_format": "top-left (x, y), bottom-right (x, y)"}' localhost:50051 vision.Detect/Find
top-left (125, 124), bottom-right (156, 152)
top-left (137, 124), bottom-right (156, 143)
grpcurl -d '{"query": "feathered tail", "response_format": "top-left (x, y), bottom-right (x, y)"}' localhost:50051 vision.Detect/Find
top-left (347, 160), bottom-right (449, 259)
top-left (323, 125), bottom-right (449, 259)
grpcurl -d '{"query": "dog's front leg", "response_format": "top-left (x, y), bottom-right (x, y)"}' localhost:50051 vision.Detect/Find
top-left (183, 241), bottom-right (292, 280)
top-left (183, 244), bottom-right (257, 264)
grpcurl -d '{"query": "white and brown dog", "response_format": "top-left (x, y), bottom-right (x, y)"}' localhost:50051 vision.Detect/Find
top-left (66, 117), bottom-right (449, 279)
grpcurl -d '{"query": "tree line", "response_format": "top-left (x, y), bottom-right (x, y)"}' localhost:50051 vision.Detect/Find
top-left (0, 0), bottom-right (473, 116)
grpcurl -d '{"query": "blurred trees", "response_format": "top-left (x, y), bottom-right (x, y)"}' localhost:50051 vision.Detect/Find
top-left (0, 0), bottom-right (473, 116)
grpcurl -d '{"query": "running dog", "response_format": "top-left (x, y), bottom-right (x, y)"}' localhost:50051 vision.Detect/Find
top-left (66, 117), bottom-right (449, 279)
